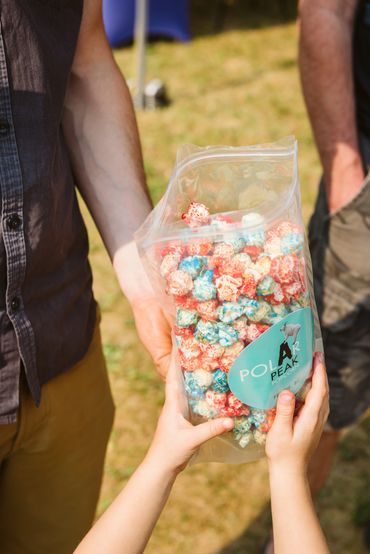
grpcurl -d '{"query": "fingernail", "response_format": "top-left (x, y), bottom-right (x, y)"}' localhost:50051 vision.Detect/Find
top-left (315, 351), bottom-right (324, 364)
top-left (279, 391), bottom-right (294, 403)
top-left (222, 418), bottom-right (234, 430)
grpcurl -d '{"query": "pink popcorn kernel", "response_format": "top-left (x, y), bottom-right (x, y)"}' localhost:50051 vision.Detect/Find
top-left (264, 236), bottom-right (281, 256)
top-left (212, 242), bottom-right (235, 265)
top-left (219, 341), bottom-right (245, 372)
top-left (218, 257), bottom-right (244, 277)
top-left (179, 355), bottom-right (200, 372)
top-left (232, 315), bottom-right (248, 340)
top-left (260, 408), bottom-right (276, 433)
top-left (196, 299), bottom-right (219, 321)
top-left (213, 214), bottom-right (236, 226)
top-left (187, 238), bottom-right (213, 256)
top-left (173, 325), bottom-right (195, 338)
top-left (270, 254), bottom-right (300, 285)
top-left (275, 220), bottom-right (302, 236)
top-left (282, 281), bottom-right (304, 300)
top-left (255, 323), bottom-right (270, 334)
top-left (199, 342), bottom-right (225, 359)
top-left (178, 336), bottom-right (201, 360)
top-left (216, 275), bottom-right (243, 302)
top-left (159, 240), bottom-right (186, 258)
top-left (255, 255), bottom-right (271, 277)
top-left (243, 245), bottom-right (262, 262)
top-left (206, 390), bottom-right (227, 408)
top-left (244, 323), bottom-right (264, 343)
top-left (219, 358), bottom-right (233, 373)
top-left (239, 271), bottom-right (257, 299)
top-left (160, 252), bottom-right (181, 278)
top-left (167, 270), bottom-right (193, 296)
top-left (228, 392), bottom-right (248, 411)
top-left (265, 282), bottom-right (290, 305)
top-left (266, 227), bottom-right (281, 241)
top-left (174, 296), bottom-right (198, 310)
top-left (201, 356), bottom-right (221, 372)
top-left (220, 393), bottom-right (250, 416)
top-left (182, 202), bottom-right (210, 227)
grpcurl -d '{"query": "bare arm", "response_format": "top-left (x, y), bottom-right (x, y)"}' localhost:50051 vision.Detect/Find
top-left (63, 0), bottom-right (151, 290)
top-left (63, 0), bottom-right (172, 377)
top-left (269, 470), bottom-right (329, 554)
top-left (266, 356), bottom-right (330, 554)
top-left (74, 460), bottom-right (176, 554)
top-left (298, 0), bottom-right (365, 213)
top-left (74, 353), bottom-right (233, 554)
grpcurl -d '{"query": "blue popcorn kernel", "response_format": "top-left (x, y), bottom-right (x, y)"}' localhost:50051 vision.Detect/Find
top-left (212, 368), bottom-right (230, 393)
top-left (256, 275), bottom-right (276, 297)
top-left (217, 322), bottom-right (239, 347)
top-left (238, 296), bottom-right (259, 318)
top-left (217, 301), bottom-right (244, 324)
top-left (281, 232), bottom-right (304, 255)
top-left (176, 307), bottom-right (199, 328)
top-left (193, 270), bottom-right (217, 301)
top-left (184, 372), bottom-right (205, 399)
top-left (195, 319), bottom-right (219, 344)
top-left (179, 255), bottom-right (207, 278)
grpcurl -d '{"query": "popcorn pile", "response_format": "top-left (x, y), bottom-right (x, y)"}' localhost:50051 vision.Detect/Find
top-left (160, 202), bottom-right (309, 448)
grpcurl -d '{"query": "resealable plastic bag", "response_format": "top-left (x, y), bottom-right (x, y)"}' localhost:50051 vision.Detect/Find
top-left (136, 137), bottom-right (323, 464)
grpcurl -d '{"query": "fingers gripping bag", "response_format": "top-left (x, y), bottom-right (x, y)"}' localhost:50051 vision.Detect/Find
top-left (136, 137), bottom-right (323, 463)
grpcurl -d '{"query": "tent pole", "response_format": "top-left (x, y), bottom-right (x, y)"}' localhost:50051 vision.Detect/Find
top-left (134, 0), bottom-right (148, 109)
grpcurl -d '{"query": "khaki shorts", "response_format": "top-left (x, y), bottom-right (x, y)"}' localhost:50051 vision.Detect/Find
top-left (309, 132), bottom-right (370, 430)
top-left (0, 311), bottom-right (115, 553)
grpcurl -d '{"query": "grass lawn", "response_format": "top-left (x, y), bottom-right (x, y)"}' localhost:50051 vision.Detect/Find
top-left (83, 4), bottom-right (370, 553)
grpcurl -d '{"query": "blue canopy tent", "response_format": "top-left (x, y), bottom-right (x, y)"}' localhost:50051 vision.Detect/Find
top-left (103, 0), bottom-right (190, 47)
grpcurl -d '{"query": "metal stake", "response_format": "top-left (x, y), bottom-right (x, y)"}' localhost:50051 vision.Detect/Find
top-left (134, 0), bottom-right (148, 109)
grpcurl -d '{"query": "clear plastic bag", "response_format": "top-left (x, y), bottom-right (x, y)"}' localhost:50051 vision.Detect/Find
top-left (136, 137), bottom-right (323, 464)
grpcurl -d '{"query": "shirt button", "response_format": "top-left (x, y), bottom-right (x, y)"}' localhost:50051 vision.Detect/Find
top-left (11, 297), bottom-right (20, 312)
top-left (6, 214), bottom-right (22, 231)
top-left (0, 120), bottom-right (10, 137)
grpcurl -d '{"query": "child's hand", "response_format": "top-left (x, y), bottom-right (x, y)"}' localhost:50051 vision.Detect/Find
top-left (266, 352), bottom-right (329, 473)
top-left (146, 349), bottom-right (234, 475)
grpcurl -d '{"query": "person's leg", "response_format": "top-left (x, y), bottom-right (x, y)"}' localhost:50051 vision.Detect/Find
top-left (307, 429), bottom-right (340, 497)
top-left (0, 319), bottom-right (115, 554)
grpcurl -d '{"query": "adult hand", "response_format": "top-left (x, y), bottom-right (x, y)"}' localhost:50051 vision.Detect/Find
top-left (114, 240), bottom-right (173, 379)
top-left (131, 295), bottom-right (172, 380)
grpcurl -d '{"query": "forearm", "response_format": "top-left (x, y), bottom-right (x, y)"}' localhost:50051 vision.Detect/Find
top-left (269, 466), bottom-right (329, 554)
top-left (75, 457), bottom-right (176, 554)
top-left (63, 54), bottom-right (151, 251)
top-left (298, 1), bottom-right (364, 205)
top-left (63, 50), bottom-right (153, 300)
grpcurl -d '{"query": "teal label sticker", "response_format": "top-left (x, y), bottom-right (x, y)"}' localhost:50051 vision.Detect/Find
top-left (228, 307), bottom-right (314, 409)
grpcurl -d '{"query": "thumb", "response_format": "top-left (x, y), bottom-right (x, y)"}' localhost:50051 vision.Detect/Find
top-left (272, 390), bottom-right (295, 437)
top-left (190, 417), bottom-right (234, 447)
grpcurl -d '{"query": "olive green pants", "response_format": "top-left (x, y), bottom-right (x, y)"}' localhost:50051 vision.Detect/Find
top-left (0, 319), bottom-right (115, 553)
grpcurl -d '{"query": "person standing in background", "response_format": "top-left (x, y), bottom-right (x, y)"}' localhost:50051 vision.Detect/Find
top-left (299, 0), bottom-right (370, 494)
top-left (264, 1), bottom-right (370, 552)
top-left (0, 0), bottom-right (171, 552)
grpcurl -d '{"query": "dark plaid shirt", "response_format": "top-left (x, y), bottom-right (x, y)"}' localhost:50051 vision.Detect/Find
top-left (0, 0), bottom-right (96, 423)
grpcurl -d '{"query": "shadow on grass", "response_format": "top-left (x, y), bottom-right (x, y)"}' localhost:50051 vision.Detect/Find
top-left (215, 502), bottom-right (271, 554)
top-left (190, 0), bottom-right (297, 38)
